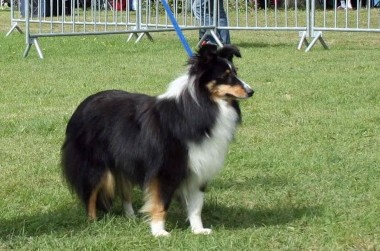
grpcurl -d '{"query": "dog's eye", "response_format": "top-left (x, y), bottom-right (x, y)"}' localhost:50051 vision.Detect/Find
top-left (221, 69), bottom-right (232, 78)
top-left (229, 70), bottom-right (238, 77)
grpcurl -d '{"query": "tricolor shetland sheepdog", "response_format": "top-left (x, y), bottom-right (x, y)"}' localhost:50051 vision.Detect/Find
top-left (61, 44), bottom-right (254, 237)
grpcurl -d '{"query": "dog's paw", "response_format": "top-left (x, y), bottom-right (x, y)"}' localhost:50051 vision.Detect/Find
top-left (124, 212), bottom-right (136, 219)
top-left (192, 228), bottom-right (212, 235)
top-left (123, 209), bottom-right (136, 218)
top-left (123, 202), bottom-right (135, 218)
top-left (152, 229), bottom-right (171, 237)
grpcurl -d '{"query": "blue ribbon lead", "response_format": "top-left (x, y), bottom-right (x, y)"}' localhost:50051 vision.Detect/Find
top-left (161, 0), bottom-right (193, 57)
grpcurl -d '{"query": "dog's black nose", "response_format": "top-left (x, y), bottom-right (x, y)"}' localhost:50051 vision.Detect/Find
top-left (247, 88), bottom-right (254, 97)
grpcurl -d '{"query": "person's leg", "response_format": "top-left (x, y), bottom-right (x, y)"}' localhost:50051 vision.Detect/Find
top-left (338, 0), bottom-right (346, 8)
top-left (129, 0), bottom-right (136, 10)
top-left (192, 0), bottom-right (213, 41)
top-left (346, 0), bottom-right (352, 9)
top-left (216, 0), bottom-right (230, 44)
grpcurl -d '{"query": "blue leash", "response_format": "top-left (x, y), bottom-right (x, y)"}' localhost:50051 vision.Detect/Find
top-left (161, 0), bottom-right (193, 57)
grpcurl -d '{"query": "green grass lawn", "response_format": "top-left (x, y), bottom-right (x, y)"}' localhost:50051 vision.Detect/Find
top-left (1, 9), bottom-right (379, 250)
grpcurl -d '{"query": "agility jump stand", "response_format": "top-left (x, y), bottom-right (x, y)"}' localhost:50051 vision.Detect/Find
top-left (297, 0), bottom-right (328, 52)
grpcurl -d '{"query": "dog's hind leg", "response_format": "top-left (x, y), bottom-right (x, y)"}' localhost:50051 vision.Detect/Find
top-left (86, 170), bottom-right (115, 220)
top-left (87, 187), bottom-right (100, 220)
top-left (117, 175), bottom-right (135, 218)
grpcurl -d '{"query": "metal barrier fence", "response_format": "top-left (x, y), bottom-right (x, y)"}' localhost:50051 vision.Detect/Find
top-left (6, 0), bottom-right (202, 58)
top-left (5, 0), bottom-right (380, 58)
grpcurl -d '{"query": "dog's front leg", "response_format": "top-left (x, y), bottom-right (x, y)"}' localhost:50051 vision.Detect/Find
top-left (184, 185), bottom-right (212, 235)
top-left (141, 179), bottom-right (170, 237)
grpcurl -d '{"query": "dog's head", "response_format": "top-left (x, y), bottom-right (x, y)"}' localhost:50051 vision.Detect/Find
top-left (189, 44), bottom-right (254, 101)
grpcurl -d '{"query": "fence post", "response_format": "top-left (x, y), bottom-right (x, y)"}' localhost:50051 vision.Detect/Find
top-left (22, 0), bottom-right (43, 58)
top-left (297, 0), bottom-right (311, 50)
top-left (6, 0), bottom-right (23, 37)
top-left (127, 0), bottom-right (154, 43)
top-left (298, 0), bottom-right (328, 52)
top-left (304, 0), bottom-right (328, 51)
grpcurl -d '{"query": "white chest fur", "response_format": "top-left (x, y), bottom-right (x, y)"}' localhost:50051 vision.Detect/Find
top-left (187, 100), bottom-right (239, 186)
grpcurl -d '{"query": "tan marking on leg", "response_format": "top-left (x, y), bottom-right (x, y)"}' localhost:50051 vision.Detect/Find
top-left (141, 179), bottom-right (169, 236)
top-left (102, 170), bottom-right (115, 199)
top-left (87, 170), bottom-right (115, 220)
top-left (88, 186), bottom-right (100, 220)
top-left (141, 179), bottom-right (166, 220)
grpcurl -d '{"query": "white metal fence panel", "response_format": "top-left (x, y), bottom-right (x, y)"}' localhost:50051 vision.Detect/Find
top-left (5, 0), bottom-right (380, 58)
top-left (8, 0), bottom-right (201, 36)
top-left (313, 0), bottom-right (380, 32)
top-left (223, 0), bottom-right (307, 31)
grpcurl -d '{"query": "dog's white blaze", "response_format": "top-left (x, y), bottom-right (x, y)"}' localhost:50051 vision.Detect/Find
top-left (227, 60), bottom-right (253, 95)
top-left (239, 77), bottom-right (253, 93)
top-left (187, 99), bottom-right (239, 185)
top-left (227, 61), bottom-right (233, 71)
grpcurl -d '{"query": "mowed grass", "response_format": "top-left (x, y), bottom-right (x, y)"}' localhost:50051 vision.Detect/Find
top-left (1, 9), bottom-right (380, 250)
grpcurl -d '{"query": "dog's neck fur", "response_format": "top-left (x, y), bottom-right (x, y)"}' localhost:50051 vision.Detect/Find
top-left (159, 73), bottom-right (240, 185)
top-left (158, 74), bottom-right (195, 101)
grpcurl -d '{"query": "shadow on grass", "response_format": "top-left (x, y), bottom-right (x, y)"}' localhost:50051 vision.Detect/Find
top-left (211, 175), bottom-right (291, 191)
top-left (0, 204), bottom-right (87, 240)
top-left (1, 201), bottom-right (321, 241)
top-left (172, 175), bottom-right (322, 230)
top-left (1, 176), bottom-right (322, 241)
top-left (202, 203), bottom-right (322, 230)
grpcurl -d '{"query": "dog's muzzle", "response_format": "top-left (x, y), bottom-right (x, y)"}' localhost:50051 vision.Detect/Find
top-left (241, 80), bottom-right (254, 98)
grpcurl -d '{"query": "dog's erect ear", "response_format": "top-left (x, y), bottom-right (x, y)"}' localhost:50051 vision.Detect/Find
top-left (188, 44), bottom-right (241, 70)
top-left (217, 45), bottom-right (241, 63)
top-left (189, 44), bottom-right (218, 69)
top-left (197, 44), bottom-right (218, 62)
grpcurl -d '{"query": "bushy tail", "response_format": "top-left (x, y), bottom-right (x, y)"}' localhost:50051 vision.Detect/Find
top-left (61, 139), bottom-right (115, 214)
